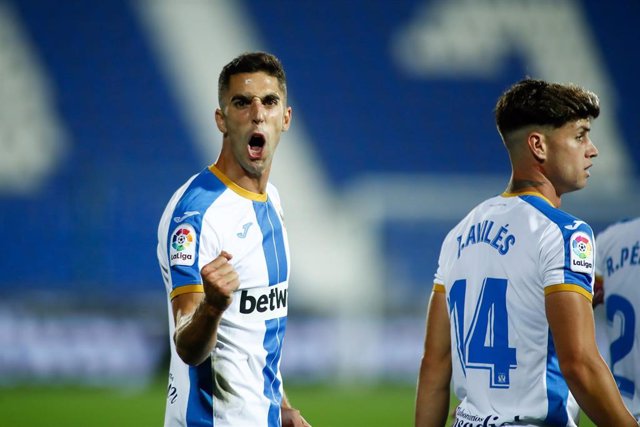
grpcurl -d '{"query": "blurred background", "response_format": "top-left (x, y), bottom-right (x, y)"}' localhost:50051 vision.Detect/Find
top-left (0, 0), bottom-right (638, 424)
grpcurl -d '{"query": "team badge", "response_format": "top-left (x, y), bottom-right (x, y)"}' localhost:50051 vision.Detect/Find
top-left (170, 223), bottom-right (196, 266)
top-left (569, 231), bottom-right (593, 273)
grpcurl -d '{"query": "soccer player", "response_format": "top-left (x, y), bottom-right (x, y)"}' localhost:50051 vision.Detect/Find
top-left (157, 52), bottom-right (310, 427)
top-left (415, 79), bottom-right (637, 426)
top-left (594, 217), bottom-right (640, 420)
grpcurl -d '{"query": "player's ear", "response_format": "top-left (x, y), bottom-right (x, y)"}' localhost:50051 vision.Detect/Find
top-left (215, 108), bottom-right (227, 133)
top-left (281, 106), bottom-right (292, 132)
top-left (527, 132), bottom-right (546, 162)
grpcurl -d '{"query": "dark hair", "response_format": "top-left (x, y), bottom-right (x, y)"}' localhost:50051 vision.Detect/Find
top-left (218, 52), bottom-right (287, 106)
top-left (495, 78), bottom-right (600, 137)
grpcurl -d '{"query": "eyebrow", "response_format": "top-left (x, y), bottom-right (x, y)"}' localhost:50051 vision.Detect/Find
top-left (230, 93), bottom-right (281, 102)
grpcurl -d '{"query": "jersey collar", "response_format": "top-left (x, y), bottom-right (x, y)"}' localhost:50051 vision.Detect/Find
top-left (208, 164), bottom-right (268, 202)
top-left (501, 190), bottom-right (554, 207)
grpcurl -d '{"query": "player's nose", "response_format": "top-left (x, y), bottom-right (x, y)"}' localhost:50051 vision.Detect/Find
top-left (250, 98), bottom-right (266, 123)
top-left (587, 138), bottom-right (598, 158)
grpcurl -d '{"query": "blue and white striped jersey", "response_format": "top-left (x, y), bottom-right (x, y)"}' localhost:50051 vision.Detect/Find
top-left (595, 217), bottom-right (640, 420)
top-left (434, 192), bottom-right (595, 426)
top-left (157, 165), bottom-right (289, 427)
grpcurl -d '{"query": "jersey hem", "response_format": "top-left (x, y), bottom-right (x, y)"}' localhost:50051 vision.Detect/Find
top-left (433, 283), bottom-right (445, 293)
top-left (544, 283), bottom-right (593, 302)
top-left (170, 284), bottom-right (205, 300)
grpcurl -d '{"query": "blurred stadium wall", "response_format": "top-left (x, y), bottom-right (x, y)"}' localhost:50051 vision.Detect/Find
top-left (0, 0), bottom-right (638, 386)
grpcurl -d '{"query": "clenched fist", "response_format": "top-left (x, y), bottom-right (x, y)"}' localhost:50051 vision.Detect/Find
top-left (200, 251), bottom-right (240, 311)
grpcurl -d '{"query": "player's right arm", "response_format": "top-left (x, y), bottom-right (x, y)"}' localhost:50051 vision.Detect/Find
top-left (172, 251), bottom-right (240, 366)
top-left (415, 286), bottom-right (452, 427)
top-left (546, 290), bottom-right (637, 426)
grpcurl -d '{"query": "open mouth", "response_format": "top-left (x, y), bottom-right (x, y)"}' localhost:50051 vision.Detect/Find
top-left (248, 134), bottom-right (265, 159)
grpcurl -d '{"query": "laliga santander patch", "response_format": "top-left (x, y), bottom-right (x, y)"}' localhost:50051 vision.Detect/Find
top-left (170, 223), bottom-right (196, 266)
top-left (569, 231), bottom-right (593, 274)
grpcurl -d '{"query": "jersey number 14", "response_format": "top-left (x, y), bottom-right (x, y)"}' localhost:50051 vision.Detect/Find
top-left (449, 277), bottom-right (517, 388)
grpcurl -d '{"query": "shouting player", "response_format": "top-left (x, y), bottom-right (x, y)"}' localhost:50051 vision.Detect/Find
top-left (157, 52), bottom-right (310, 427)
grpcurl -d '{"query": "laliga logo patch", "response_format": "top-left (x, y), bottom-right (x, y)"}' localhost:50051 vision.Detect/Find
top-left (572, 235), bottom-right (591, 259)
top-left (170, 224), bottom-right (196, 266)
top-left (570, 231), bottom-right (593, 273)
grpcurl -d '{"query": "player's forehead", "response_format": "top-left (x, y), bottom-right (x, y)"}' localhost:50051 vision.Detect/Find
top-left (557, 118), bottom-right (592, 133)
top-left (225, 72), bottom-right (283, 98)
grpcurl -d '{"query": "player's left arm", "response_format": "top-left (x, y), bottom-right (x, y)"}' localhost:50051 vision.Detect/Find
top-left (281, 390), bottom-right (312, 427)
top-left (546, 289), bottom-right (636, 425)
top-left (415, 287), bottom-right (452, 427)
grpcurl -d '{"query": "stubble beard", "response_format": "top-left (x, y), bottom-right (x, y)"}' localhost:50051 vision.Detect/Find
top-left (240, 157), bottom-right (269, 180)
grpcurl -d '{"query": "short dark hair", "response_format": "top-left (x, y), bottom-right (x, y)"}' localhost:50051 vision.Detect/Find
top-left (218, 52), bottom-right (287, 106)
top-left (495, 78), bottom-right (600, 138)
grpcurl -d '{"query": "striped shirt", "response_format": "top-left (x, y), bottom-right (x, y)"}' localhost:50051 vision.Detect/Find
top-left (158, 165), bottom-right (289, 427)
top-left (434, 192), bottom-right (594, 426)
top-left (595, 217), bottom-right (640, 419)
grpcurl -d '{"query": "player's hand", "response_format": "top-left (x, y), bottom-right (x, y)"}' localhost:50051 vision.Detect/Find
top-left (200, 251), bottom-right (240, 311)
top-left (281, 407), bottom-right (311, 427)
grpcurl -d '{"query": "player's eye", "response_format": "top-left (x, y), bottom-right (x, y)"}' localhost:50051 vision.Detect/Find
top-left (263, 95), bottom-right (279, 106)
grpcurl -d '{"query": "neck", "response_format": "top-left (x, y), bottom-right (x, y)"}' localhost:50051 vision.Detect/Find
top-left (214, 158), bottom-right (270, 194)
top-left (506, 177), bottom-right (561, 207)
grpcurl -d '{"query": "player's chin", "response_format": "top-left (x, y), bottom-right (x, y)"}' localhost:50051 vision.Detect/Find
top-left (576, 173), bottom-right (590, 186)
top-left (581, 174), bottom-right (591, 186)
top-left (563, 182), bottom-right (585, 194)
top-left (574, 181), bottom-right (588, 191)
top-left (241, 161), bottom-right (266, 178)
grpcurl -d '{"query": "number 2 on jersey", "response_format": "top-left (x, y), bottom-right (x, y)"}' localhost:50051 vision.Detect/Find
top-left (449, 277), bottom-right (517, 388)
top-left (606, 294), bottom-right (635, 398)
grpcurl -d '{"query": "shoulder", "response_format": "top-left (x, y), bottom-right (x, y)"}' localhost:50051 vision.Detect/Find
top-left (506, 198), bottom-right (595, 270)
top-left (518, 197), bottom-right (593, 240)
top-left (542, 209), bottom-right (593, 255)
top-left (598, 216), bottom-right (640, 238)
top-left (521, 195), bottom-right (589, 229)
top-left (160, 168), bottom-right (228, 230)
top-left (595, 217), bottom-right (640, 254)
top-left (159, 172), bottom-right (200, 229)
top-left (168, 168), bottom-right (231, 219)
